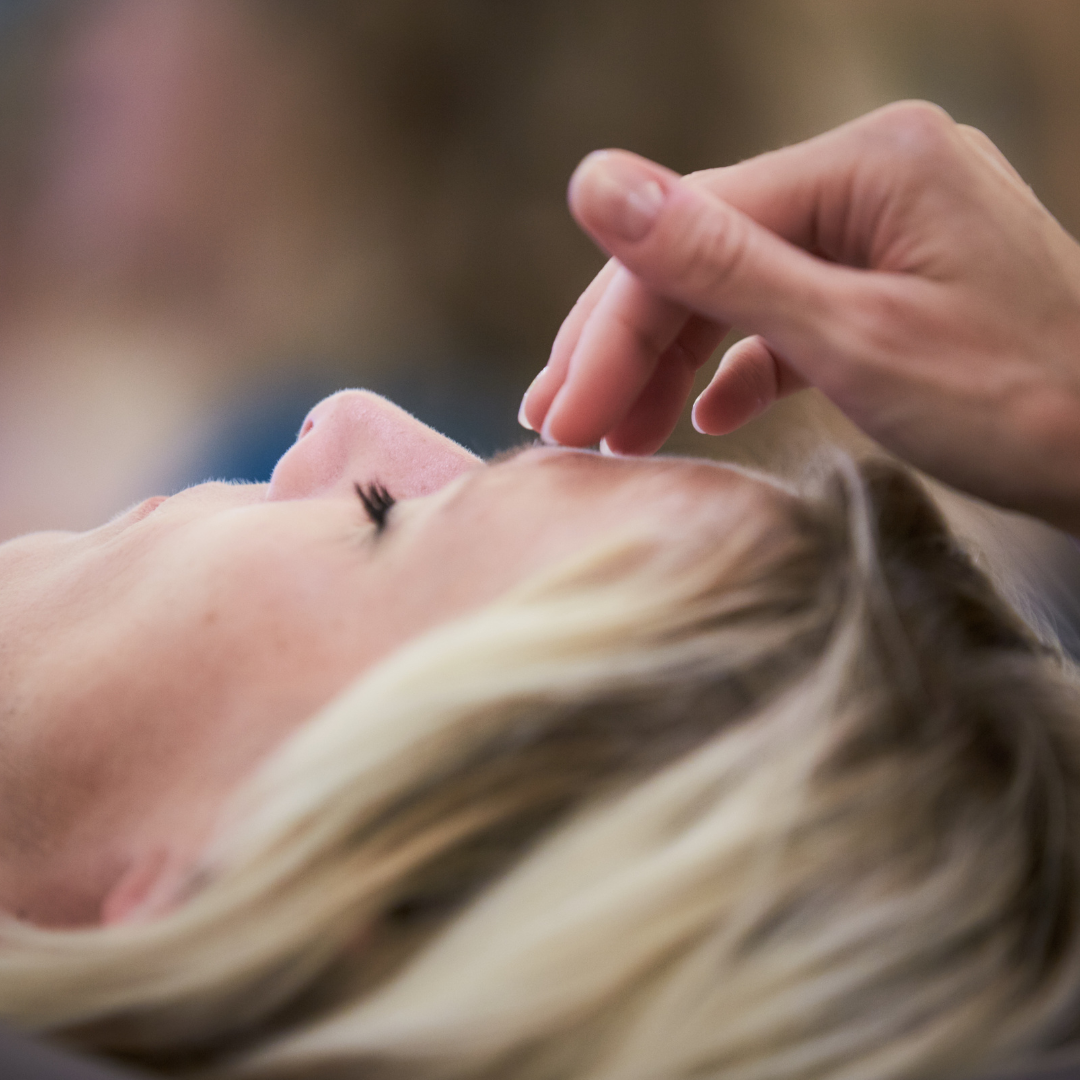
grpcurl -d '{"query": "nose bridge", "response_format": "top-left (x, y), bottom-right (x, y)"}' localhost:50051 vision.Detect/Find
top-left (268, 390), bottom-right (481, 502)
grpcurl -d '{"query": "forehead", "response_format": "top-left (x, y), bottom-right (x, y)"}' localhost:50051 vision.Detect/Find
top-left (493, 446), bottom-right (783, 502)
top-left (436, 447), bottom-right (786, 552)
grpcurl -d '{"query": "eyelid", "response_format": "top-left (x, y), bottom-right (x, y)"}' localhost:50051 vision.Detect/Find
top-left (355, 482), bottom-right (396, 533)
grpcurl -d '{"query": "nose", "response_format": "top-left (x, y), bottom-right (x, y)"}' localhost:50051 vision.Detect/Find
top-left (266, 390), bottom-right (482, 502)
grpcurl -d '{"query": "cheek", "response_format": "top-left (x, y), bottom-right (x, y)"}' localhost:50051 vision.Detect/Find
top-left (179, 542), bottom-right (378, 712)
top-left (0, 513), bottom-right (398, 875)
top-left (60, 543), bottom-right (376, 817)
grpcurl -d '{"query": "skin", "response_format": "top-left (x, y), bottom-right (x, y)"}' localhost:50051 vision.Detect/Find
top-left (0, 390), bottom-right (773, 928)
top-left (519, 100), bottom-right (1080, 536)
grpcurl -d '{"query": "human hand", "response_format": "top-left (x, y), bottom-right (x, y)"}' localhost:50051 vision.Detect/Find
top-left (519, 102), bottom-right (1080, 534)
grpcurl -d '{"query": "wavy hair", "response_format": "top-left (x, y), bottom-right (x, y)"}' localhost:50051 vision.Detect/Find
top-left (3, 457), bottom-right (1080, 1080)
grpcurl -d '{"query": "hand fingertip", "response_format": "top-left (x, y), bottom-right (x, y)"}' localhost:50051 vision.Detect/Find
top-left (519, 366), bottom-right (555, 431)
top-left (539, 414), bottom-right (562, 447)
top-left (691, 395), bottom-right (732, 437)
top-left (570, 150), bottom-right (669, 244)
top-left (691, 394), bottom-right (712, 435)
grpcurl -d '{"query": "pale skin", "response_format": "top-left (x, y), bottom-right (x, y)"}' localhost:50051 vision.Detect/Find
top-left (0, 390), bottom-right (771, 928)
top-left (9, 99), bottom-right (1079, 931)
top-left (519, 100), bottom-right (1080, 536)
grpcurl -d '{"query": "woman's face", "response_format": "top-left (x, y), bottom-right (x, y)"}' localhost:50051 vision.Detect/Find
top-left (0, 391), bottom-right (772, 927)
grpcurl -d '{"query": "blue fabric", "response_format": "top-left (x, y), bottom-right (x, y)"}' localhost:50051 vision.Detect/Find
top-left (170, 357), bottom-right (531, 490)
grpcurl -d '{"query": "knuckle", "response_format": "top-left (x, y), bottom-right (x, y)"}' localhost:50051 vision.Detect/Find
top-left (674, 317), bottom-right (723, 371)
top-left (843, 287), bottom-right (913, 360)
top-left (667, 337), bottom-right (703, 374)
top-left (672, 203), bottom-right (752, 300)
top-left (728, 343), bottom-right (775, 402)
top-left (871, 100), bottom-right (957, 167)
top-left (611, 308), bottom-right (676, 363)
top-left (957, 121), bottom-right (991, 145)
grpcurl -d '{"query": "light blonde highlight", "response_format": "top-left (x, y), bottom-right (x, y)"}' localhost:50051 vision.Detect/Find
top-left (2, 457), bottom-right (1080, 1080)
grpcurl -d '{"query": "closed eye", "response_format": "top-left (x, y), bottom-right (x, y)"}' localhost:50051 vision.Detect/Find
top-left (355, 482), bottom-right (396, 533)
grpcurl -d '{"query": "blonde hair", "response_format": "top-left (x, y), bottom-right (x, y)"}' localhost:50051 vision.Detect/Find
top-left (3, 457), bottom-right (1080, 1080)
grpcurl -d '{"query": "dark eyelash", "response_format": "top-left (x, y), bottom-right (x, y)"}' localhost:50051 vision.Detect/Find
top-left (355, 482), bottom-right (396, 533)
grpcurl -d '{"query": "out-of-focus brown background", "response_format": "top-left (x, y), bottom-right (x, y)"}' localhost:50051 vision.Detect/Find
top-left (2, 0), bottom-right (1080, 559)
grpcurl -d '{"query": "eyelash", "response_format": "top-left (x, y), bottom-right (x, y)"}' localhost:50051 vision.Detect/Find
top-left (355, 482), bottom-right (396, 533)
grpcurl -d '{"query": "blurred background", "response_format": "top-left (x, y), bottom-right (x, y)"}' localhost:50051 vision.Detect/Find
top-left (3, 0), bottom-right (1080, 634)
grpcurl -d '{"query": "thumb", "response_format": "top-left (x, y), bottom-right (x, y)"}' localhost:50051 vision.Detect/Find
top-left (568, 150), bottom-right (869, 376)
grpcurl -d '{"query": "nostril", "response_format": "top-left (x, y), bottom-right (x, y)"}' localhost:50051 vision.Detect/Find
top-left (298, 416), bottom-right (316, 439)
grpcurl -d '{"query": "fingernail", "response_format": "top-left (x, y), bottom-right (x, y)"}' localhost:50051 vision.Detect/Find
top-left (570, 151), bottom-right (666, 242)
top-left (690, 398), bottom-right (707, 435)
top-left (539, 414), bottom-right (561, 446)
top-left (518, 367), bottom-right (549, 431)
